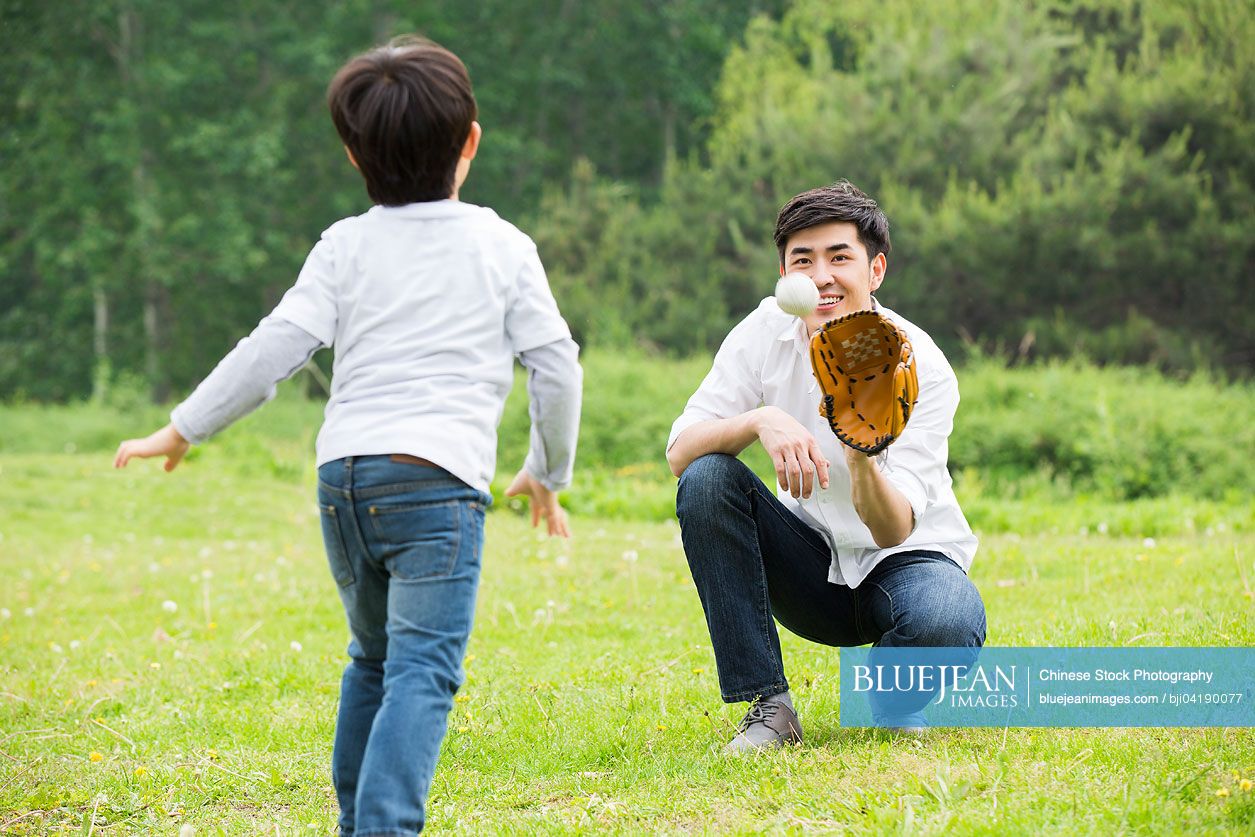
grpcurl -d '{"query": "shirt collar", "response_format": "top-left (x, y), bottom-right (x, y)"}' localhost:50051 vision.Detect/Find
top-left (368, 200), bottom-right (484, 220)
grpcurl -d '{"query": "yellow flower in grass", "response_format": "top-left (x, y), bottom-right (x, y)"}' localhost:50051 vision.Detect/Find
top-left (1215, 787), bottom-right (1230, 798)
top-left (207, 748), bottom-right (219, 761)
top-left (134, 765), bottom-right (148, 777)
top-left (89, 751), bottom-right (103, 763)
top-left (1241, 779), bottom-right (1253, 792)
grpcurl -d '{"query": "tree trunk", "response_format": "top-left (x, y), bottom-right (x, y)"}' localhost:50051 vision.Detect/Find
top-left (91, 285), bottom-right (109, 402)
top-left (112, 5), bottom-right (169, 403)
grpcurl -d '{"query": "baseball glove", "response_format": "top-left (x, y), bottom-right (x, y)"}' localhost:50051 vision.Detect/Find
top-left (809, 310), bottom-right (919, 455)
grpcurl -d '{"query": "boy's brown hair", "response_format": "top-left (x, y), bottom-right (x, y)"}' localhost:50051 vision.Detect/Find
top-left (327, 36), bottom-right (477, 205)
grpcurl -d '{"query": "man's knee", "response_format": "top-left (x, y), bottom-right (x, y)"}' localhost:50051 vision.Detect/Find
top-left (915, 581), bottom-right (986, 647)
top-left (675, 453), bottom-right (751, 518)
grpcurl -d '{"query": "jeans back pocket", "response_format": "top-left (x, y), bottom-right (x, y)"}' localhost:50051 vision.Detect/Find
top-left (319, 503), bottom-right (357, 588)
top-left (367, 499), bottom-right (463, 580)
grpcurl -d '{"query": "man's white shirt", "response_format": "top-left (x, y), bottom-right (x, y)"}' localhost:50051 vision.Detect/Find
top-left (667, 297), bottom-right (977, 589)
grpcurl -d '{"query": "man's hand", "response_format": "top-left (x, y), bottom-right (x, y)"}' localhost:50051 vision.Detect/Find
top-left (505, 469), bottom-right (571, 537)
top-left (754, 406), bottom-right (830, 499)
top-left (114, 424), bottom-right (191, 472)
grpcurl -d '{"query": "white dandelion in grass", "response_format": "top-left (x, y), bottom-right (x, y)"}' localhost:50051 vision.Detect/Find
top-left (0, 608), bottom-right (10, 620)
top-left (1143, 537), bottom-right (1157, 549)
top-left (162, 600), bottom-right (178, 613)
top-left (622, 550), bottom-right (639, 563)
top-left (290, 641), bottom-right (303, 653)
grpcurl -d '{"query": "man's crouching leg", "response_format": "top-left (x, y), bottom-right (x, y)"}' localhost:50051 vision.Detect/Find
top-left (863, 550), bottom-right (987, 732)
top-left (676, 453), bottom-right (802, 751)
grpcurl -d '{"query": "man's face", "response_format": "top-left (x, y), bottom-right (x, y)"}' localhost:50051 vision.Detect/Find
top-left (780, 222), bottom-right (886, 334)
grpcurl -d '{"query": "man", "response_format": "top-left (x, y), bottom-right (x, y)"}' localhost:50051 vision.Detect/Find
top-left (666, 181), bottom-right (984, 751)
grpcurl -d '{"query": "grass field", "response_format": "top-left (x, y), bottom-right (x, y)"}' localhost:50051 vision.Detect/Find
top-left (1, 448), bottom-right (1253, 834)
top-left (2, 357), bottom-right (1254, 833)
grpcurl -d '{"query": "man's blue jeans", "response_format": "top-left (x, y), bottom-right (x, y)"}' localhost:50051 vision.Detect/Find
top-left (317, 455), bottom-right (490, 836)
top-left (675, 454), bottom-right (985, 726)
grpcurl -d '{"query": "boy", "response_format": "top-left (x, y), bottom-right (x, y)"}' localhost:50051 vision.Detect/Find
top-left (115, 36), bottom-right (582, 834)
top-left (666, 181), bottom-right (984, 750)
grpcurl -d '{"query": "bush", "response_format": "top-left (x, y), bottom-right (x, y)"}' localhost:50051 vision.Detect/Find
top-left (3, 353), bottom-right (1250, 516)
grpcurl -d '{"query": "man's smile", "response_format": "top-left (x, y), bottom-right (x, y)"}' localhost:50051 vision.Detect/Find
top-left (816, 292), bottom-right (843, 312)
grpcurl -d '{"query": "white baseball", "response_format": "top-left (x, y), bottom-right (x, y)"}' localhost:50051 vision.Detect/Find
top-left (774, 272), bottom-right (820, 318)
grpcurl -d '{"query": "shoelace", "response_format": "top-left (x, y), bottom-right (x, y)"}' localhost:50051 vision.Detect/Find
top-left (739, 701), bottom-right (781, 732)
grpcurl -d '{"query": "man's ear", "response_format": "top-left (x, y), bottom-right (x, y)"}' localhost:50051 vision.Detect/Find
top-left (344, 146), bottom-right (360, 170)
top-left (869, 252), bottom-right (887, 292)
top-left (461, 121), bottom-right (482, 162)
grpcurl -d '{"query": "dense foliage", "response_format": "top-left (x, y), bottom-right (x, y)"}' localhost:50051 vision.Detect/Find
top-left (0, 0), bottom-right (781, 400)
top-left (1, 0), bottom-right (1250, 402)
top-left (533, 0), bottom-right (1254, 368)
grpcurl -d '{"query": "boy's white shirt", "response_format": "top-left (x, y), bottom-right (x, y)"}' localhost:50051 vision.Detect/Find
top-left (271, 200), bottom-right (572, 493)
top-left (667, 297), bottom-right (978, 589)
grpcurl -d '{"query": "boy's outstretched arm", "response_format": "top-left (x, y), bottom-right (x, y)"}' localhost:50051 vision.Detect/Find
top-left (506, 337), bottom-right (582, 538)
top-left (113, 317), bottom-right (324, 471)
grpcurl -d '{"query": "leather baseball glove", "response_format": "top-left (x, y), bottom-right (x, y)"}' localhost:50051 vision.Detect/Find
top-left (809, 310), bottom-right (919, 454)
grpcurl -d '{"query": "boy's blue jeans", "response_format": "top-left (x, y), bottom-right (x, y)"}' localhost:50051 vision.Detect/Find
top-left (675, 454), bottom-right (985, 727)
top-left (317, 455), bottom-right (490, 836)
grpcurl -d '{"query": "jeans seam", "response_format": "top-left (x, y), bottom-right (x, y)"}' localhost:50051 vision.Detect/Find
top-left (745, 485), bottom-right (789, 692)
top-left (747, 483), bottom-right (833, 566)
top-left (867, 580), bottom-right (898, 639)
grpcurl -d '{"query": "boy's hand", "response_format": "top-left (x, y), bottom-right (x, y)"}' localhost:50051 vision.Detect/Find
top-left (114, 424), bottom-right (191, 472)
top-left (505, 469), bottom-right (571, 538)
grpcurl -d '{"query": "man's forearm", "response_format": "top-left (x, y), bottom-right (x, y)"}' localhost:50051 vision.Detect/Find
top-left (846, 453), bottom-right (914, 547)
top-left (667, 412), bottom-right (762, 478)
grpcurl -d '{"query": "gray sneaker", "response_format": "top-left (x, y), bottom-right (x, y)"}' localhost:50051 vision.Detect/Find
top-left (725, 695), bottom-right (803, 753)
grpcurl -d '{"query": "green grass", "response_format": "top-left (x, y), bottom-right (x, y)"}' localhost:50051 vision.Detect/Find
top-left (1, 357), bottom-right (1253, 832)
top-left (1, 450), bottom-right (1253, 834)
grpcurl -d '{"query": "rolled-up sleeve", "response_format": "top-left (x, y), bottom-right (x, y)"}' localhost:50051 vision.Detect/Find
top-left (518, 337), bottom-right (583, 491)
top-left (666, 315), bottom-right (766, 453)
top-left (877, 357), bottom-right (958, 531)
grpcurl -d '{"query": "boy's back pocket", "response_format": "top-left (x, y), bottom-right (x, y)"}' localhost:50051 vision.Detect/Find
top-left (367, 499), bottom-right (462, 580)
